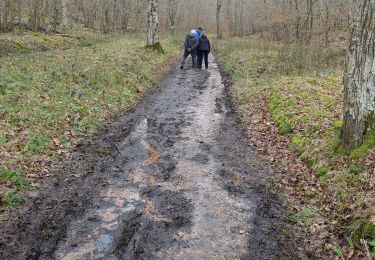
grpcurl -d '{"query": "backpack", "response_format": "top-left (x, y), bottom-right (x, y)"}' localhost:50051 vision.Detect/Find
top-left (186, 34), bottom-right (197, 49)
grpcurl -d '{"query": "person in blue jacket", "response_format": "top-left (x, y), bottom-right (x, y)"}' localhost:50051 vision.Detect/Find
top-left (196, 27), bottom-right (203, 41)
top-left (194, 27), bottom-right (203, 65)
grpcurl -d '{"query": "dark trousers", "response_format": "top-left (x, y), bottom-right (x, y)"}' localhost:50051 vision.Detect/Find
top-left (181, 49), bottom-right (197, 68)
top-left (198, 50), bottom-right (209, 69)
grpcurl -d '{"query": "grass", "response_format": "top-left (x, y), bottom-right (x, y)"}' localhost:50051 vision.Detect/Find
top-left (0, 31), bottom-right (182, 208)
top-left (0, 31), bottom-right (81, 56)
top-left (0, 168), bottom-right (28, 207)
top-left (215, 37), bottom-right (375, 256)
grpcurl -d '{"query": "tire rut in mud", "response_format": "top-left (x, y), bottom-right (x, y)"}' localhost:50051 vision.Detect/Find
top-left (0, 55), bottom-right (304, 260)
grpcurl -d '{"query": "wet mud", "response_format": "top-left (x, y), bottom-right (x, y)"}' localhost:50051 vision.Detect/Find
top-left (0, 55), bottom-right (305, 259)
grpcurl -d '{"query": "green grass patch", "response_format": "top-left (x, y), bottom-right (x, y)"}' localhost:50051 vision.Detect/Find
top-left (316, 165), bottom-right (331, 177)
top-left (291, 135), bottom-right (308, 153)
top-left (3, 192), bottom-right (24, 207)
top-left (26, 136), bottom-right (49, 154)
top-left (0, 32), bottom-right (181, 208)
top-left (349, 131), bottom-right (375, 160)
top-left (287, 207), bottom-right (320, 225)
top-left (0, 168), bottom-right (27, 189)
top-left (215, 37), bottom-right (375, 254)
top-left (236, 123), bottom-right (246, 129)
top-left (0, 135), bottom-right (6, 145)
top-left (332, 120), bottom-right (343, 129)
top-left (349, 218), bottom-right (375, 245)
top-left (0, 31), bottom-right (81, 56)
top-left (332, 245), bottom-right (344, 259)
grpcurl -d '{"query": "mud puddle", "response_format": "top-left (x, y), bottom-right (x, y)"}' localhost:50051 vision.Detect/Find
top-left (0, 55), bottom-right (305, 259)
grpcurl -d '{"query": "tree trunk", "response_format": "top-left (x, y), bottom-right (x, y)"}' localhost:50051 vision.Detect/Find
top-left (216, 0), bottom-right (223, 38)
top-left (31, 0), bottom-right (42, 32)
top-left (61, 0), bottom-right (69, 29)
top-left (3, 0), bottom-right (10, 31)
top-left (166, 0), bottom-right (181, 35)
top-left (147, 0), bottom-right (160, 46)
top-left (342, 0), bottom-right (375, 150)
top-left (52, 0), bottom-right (59, 32)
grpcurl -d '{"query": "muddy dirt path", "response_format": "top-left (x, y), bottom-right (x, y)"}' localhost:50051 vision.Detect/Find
top-left (0, 55), bottom-right (304, 259)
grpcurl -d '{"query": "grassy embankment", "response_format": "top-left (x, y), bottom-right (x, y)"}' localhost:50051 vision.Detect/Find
top-left (0, 31), bottom-right (182, 208)
top-left (216, 38), bottom-right (375, 257)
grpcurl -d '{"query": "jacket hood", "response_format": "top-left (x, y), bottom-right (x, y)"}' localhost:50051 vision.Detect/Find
top-left (188, 33), bottom-right (196, 38)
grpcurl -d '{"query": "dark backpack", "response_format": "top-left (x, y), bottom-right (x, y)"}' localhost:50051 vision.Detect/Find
top-left (185, 35), bottom-right (197, 49)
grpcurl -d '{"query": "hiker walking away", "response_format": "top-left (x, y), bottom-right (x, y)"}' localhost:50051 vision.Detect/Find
top-left (198, 33), bottom-right (211, 69)
top-left (195, 27), bottom-right (203, 65)
top-left (180, 30), bottom-right (198, 69)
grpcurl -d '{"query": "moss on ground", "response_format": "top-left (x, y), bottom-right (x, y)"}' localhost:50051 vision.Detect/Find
top-left (215, 37), bottom-right (375, 254)
top-left (0, 31), bottom-right (82, 56)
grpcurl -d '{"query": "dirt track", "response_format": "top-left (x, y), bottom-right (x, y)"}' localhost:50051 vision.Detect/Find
top-left (0, 55), bottom-right (305, 259)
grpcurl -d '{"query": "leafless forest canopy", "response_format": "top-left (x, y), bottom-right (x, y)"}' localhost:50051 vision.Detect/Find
top-left (0, 0), bottom-right (350, 43)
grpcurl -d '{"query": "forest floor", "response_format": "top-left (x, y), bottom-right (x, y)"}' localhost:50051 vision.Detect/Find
top-left (215, 37), bottom-right (375, 259)
top-left (0, 31), bottom-right (181, 208)
top-left (3, 31), bottom-right (374, 259)
top-left (0, 52), bottom-right (306, 259)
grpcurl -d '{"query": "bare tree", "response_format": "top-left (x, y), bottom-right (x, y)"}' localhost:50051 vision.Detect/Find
top-left (164, 0), bottom-right (181, 34)
top-left (216, 0), bottom-right (223, 38)
top-left (0, 0), bottom-right (351, 40)
top-left (147, 0), bottom-right (160, 46)
top-left (61, 0), bottom-right (68, 29)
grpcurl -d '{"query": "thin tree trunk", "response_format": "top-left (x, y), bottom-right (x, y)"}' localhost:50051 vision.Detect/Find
top-left (216, 0), bottom-right (223, 38)
top-left (166, 0), bottom-right (181, 35)
top-left (147, 0), bottom-right (160, 46)
top-left (3, 0), bottom-right (10, 31)
top-left (61, 0), bottom-right (68, 29)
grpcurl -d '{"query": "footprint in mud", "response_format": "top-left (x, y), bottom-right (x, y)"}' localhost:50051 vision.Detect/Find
top-left (120, 189), bottom-right (194, 259)
top-left (192, 153), bottom-right (210, 164)
top-left (215, 97), bottom-right (224, 114)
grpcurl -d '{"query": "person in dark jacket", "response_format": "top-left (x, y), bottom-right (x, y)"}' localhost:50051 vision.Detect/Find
top-left (194, 27), bottom-right (203, 65)
top-left (197, 33), bottom-right (211, 69)
top-left (180, 31), bottom-right (198, 69)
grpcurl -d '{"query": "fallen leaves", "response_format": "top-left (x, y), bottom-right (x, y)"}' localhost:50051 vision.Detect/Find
top-left (216, 38), bottom-right (375, 258)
